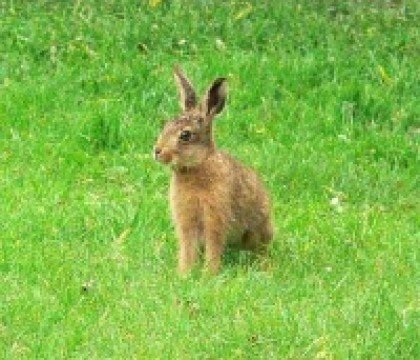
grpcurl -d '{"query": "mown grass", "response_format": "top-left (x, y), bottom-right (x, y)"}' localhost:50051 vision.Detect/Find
top-left (0, 0), bottom-right (419, 358)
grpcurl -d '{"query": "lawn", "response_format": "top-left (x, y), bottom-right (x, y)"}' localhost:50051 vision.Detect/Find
top-left (0, 0), bottom-right (419, 358)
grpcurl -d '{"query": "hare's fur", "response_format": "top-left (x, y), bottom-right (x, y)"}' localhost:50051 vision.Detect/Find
top-left (154, 66), bottom-right (273, 274)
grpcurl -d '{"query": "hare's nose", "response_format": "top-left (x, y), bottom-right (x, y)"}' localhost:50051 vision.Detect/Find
top-left (154, 147), bottom-right (162, 159)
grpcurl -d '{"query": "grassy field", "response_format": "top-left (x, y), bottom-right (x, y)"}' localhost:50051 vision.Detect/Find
top-left (0, 0), bottom-right (419, 358)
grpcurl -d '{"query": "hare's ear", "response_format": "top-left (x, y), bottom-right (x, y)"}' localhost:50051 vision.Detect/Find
top-left (201, 77), bottom-right (227, 117)
top-left (173, 65), bottom-right (197, 111)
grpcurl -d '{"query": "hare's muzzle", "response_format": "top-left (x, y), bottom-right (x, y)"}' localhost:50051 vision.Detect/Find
top-left (153, 146), bottom-right (172, 164)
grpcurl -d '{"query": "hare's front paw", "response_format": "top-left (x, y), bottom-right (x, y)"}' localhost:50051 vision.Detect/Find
top-left (178, 241), bottom-right (197, 276)
top-left (204, 238), bottom-right (224, 275)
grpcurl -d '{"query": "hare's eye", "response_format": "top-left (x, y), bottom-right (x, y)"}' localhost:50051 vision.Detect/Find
top-left (179, 130), bottom-right (192, 142)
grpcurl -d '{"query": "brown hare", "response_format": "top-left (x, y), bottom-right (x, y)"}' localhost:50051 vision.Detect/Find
top-left (154, 66), bottom-right (273, 274)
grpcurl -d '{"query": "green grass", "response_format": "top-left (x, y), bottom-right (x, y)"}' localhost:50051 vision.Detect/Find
top-left (0, 0), bottom-right (419, 358)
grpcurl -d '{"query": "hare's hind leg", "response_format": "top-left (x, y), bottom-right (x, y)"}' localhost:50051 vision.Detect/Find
top-left (241, 220), bottom-right (273, 254)
top-left (260, 219), bottom-right (274, 248)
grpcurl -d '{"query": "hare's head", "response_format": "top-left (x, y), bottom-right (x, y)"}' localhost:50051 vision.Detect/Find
top-left (154, 66), bottom-right (227, 169)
